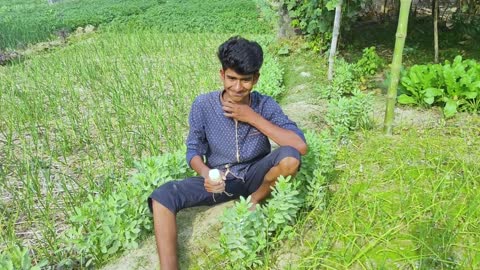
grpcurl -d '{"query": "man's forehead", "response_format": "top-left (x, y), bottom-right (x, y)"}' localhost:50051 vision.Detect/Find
top-left (224, 68), bottom-right (256, 79)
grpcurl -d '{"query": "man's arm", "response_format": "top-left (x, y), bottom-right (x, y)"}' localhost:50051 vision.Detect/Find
top-left (222, 101), bottom-right (307, 155)
top-left (186, 96), bottom-right (225, 193)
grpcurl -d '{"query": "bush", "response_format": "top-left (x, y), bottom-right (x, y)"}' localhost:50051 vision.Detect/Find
top-left (320, 58), bottom-right (360, 99)
top-left (60, 148), bottom-right (194, 267)
top-left (326, 90), bottom-right (374, 138)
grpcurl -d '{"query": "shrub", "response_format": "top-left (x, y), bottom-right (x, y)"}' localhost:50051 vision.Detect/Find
top-left (60, 148), bottom-right (194, 267)
top-left (326, 90), bottom-right (374, 138)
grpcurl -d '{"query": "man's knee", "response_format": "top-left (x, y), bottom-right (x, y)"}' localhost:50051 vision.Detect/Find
top-left (149, 181), bottom-right (178, 214)
top-left (278, 156), bottom-right (300, 175)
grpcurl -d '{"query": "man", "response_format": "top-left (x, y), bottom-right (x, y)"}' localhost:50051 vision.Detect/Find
top-left (148, 36), bottom-right (307, 269)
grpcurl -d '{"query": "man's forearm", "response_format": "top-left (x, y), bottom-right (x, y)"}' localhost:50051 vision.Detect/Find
top-left (249, 114), bottom-right (308, 155)
top-left (190, 155), bottom-right (210, 178)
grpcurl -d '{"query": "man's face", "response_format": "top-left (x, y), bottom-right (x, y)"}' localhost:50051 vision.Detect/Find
top-left (220, 68), bottom-right (259, 104)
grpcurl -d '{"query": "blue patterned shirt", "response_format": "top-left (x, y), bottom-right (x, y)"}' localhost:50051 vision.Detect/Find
top-left (186, 90), bottom-right (305, 179)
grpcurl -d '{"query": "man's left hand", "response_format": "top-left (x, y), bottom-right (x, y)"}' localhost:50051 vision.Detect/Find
top-left (222, 101), bottom-right (257, 124)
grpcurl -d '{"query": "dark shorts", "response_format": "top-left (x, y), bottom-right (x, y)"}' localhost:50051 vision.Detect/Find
top-left (148, 146), bottom-right (301, 214)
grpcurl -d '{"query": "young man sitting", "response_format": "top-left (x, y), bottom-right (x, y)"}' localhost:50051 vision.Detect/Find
top-left (148, 36), bottom-right (307, 270)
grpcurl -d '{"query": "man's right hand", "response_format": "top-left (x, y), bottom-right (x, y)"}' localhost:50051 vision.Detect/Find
top-left (204, 173), bottom-right (226, 193)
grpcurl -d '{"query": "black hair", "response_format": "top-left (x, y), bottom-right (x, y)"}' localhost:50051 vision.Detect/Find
top-left (217, 36), bottom-right (263, 75)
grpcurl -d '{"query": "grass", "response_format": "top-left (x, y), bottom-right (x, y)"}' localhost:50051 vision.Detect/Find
top-left (0, 31), bottom-right (221, 265)
top-left (291, 123), bottom-right (480, 269)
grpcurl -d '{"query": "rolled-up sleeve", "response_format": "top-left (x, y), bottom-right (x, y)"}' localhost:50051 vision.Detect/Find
top-left (264, 97), bottom-right (306, 143)
top-left (186, 97), bottom-right (208, 168)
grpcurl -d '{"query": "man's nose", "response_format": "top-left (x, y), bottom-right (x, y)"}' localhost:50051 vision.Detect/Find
top-left (233, 80), bottom-right (242, 91)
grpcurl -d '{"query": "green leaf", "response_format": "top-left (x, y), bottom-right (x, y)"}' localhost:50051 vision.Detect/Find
top-left (398, 94), bottom-right (417, 104)
top-left (423, 96), bottom-right (434, 105)
top-left (444, 99), bottom-right (458, 118)
top-left (464, 92), bottom-right (478, 99)
top-left (424, 87), bottom-right (443, 97)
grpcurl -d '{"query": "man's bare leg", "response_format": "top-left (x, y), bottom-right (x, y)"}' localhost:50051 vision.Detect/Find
top-left (249, 157), bottom-right (300, 208)
top-left (152, 200), bottom-right (178, 270)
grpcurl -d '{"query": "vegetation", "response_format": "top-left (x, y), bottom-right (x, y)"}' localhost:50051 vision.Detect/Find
top-left (1, 0), bottom-right (480, 269)
top-left (398, 56), bottom-right (480, 117)
top-left (0, 0), bottom-right (271, 50)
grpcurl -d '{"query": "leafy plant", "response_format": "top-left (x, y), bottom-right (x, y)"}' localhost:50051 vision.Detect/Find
top-left (326, 89), bottom-right (374, 138)
top-left (0, 246), bottom-right (47, 270)
top-left (256, 53), bottom-right (286, 100)
top-left (218, 176), bottom-right (303, 269)
top-left (355, 46), bottom-right (384, 77)
top-left (398, 56), bottom-right (480, 117)
top-left (320, 58), bottom-right (360, 99)
top-left (61, 148), bottom-right (194, 267)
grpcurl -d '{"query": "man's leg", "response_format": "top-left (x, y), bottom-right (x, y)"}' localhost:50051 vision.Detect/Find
top-left (152, 200), bottom-right (178, 270)
top-left (247, 146), bottom-right (301, 207)
top-left (148, 177), bottom-right (238, 269)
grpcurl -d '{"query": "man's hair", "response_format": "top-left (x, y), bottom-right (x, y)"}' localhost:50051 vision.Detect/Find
top-left (217, 36), bottom-right (263, 75)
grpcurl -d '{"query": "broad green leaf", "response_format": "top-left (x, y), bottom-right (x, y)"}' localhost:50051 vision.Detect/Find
top-left (464, 92), bottom-right (478, 99)
top-left (398, 94), bottom-right (417, 105)
top-left (424, 87), bottom-right (443, 97)
top-left (424, 96), bottom-right (435, 105)
top-left (444, 99), bottom-right (458, 118)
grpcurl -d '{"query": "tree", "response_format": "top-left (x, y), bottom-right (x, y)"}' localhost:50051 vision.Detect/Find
top-left (433, 0), bottom-right (439, 63)
top-left (384, 0), bottom-right (413, 135)
top-left (328, 0), bottom-right (343, 81)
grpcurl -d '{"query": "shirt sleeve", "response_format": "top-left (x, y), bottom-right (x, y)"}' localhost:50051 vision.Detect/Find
top-left (263, 97), bottom-right (306, 143)
top-left (186, 97), bottom-right (208, 168)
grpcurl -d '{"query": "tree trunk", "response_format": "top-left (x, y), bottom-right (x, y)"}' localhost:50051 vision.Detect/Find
top-left (384, 0), bottom-right (412, 135)
top-left (433, 0), bottom-right (439, 63)
top-left (328, 0), bottom-right (343, 81)
top-left (278, 3), bottom-right (295, 38)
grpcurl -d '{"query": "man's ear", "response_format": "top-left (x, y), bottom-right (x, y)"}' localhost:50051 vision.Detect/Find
top-left (219, 69), bottom-right (225, 80)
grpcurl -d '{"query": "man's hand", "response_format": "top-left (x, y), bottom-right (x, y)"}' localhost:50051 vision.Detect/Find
top-left (204, 171), bottom-right (226, 193)
top-left (222, 100), bottom-right (258, 124)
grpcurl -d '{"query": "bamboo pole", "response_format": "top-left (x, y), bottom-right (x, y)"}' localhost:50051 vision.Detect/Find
top-left (383, 0), bottom-right (412, 135)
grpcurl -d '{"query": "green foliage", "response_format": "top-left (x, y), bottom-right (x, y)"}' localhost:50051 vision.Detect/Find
top-left (256, 53), bottom-right (286, 100)
top-left (0, 246), bottom-right (47, 270)
top-left (284, 0), bottom-right (335, 39)
top-left (298, 131), bottom-right (337, 208)
top-left (61, 148), bottom-right (194, 267)
top-left (217, 130), bottom-right (338, 268)
top-left (217, 176), bottom-right (303, 269)
top-left (107, 0), bottom-right (271, 34)
top-left (254, 0), bottom-right (280, 31)
top-left (354, 46), bottom-right (384, 77)
top-left (0, 0), bottom-right (272, 50)
top-left (0, 0), bottom-right (157, 49)
top-left (280, 0), bottom-right (364, 50)
top-left (321, 58), bottom-right (360, 99)
top-left (398, 56), bottom-right (480, 117)
top-left (326, 90), bottom-right (374, 138)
